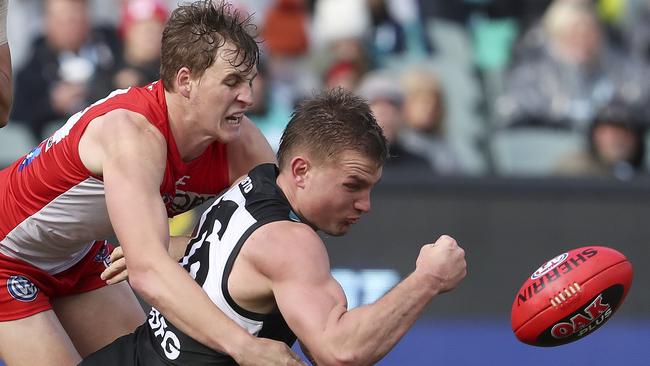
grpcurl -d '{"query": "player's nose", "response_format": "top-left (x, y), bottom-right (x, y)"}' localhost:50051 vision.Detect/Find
top-left (354, 193), bottom-right (371, 213)
top-left (237, 84), bottom-right (254, 107)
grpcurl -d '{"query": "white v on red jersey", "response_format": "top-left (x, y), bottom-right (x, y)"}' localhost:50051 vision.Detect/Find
top-left (0, 81), bottom-right (230, 275)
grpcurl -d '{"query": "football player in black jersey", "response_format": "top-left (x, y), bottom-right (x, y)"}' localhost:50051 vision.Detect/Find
top-left (91, 88), bottom-right (467, 365)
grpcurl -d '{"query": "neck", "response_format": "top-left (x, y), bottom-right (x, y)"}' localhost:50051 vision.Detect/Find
top-left (276, 171), bottom-right (316, 231)
top-left (275, 171), bottom-right (295, 207)
top-left (165, 90), bottom-right (214, 162)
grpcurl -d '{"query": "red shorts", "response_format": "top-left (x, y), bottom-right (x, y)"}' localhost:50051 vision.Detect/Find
top-left (0, 240), bottom-right (113, 321)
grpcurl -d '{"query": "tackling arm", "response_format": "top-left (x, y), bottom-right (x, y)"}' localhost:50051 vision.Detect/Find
top-left (91, 111), bottom-right (303, 366)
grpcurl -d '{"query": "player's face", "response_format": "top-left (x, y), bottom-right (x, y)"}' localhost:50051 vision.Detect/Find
top-left (302, 150), bottom-right (382, 236)
top-left (189, 46), bottom-right (257, 143)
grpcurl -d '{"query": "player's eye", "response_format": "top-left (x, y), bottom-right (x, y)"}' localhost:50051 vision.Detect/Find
top-left (343, 183), bottom-right (360, 191)
top-left (224, 76), bottom-right (242, 87)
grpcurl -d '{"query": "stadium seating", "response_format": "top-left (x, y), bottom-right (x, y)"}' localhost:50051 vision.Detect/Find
top-left (490, 127), bottom-right (585, 176)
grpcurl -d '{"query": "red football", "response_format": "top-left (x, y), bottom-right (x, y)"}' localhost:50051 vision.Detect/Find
top-left (511, 246), bottom-right (633, 347)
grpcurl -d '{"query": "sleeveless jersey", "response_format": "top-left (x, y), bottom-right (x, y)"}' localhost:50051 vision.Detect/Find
top-left (135, 163), bottom-right (297, 365)
top-left (0, 81), bottom-right (230, 274)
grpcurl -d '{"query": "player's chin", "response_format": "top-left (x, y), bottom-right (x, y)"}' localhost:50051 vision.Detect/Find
top-left (217, 123), bottom-right (242, 142)
top-left (325, 222), bottom-right (352, 237)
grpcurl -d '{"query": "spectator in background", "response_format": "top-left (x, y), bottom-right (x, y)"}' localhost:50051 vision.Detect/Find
top-left (368, 0), bottom-right (433, 67)
top-left (497, 0), bottom-right (650, 131)
top-left (313, 0), bottom-right (372, 87)
top-left (259, 0), bottom-right (316, 111)
top-left (323, 59), bottom-right (365, 91)
top-left (11, 0), bottom-right (121, 140)
top-left (367, 0), bottom-right (407, 64)
top-left (262, 0), bottom-right (307, 57)
top-left (357, 70), bottom-right (429, 175)
top-left (88, 0), bottom-right (168, 102)
top-left (396, 67), bottom-right (462, 175)
top-left (555, 101), bottom-right (647, 180)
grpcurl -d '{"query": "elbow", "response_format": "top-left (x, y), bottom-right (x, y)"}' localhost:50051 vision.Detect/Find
top-left (311, 327), bottom-right (376, 366)
top-left (331, 352), bottom-right (362, 366)
top-left (313, 347), bottom-right (366, 366)
top-left (127, 261), bottom-right (163, 305)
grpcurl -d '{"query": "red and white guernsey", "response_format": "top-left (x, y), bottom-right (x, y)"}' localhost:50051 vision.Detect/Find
top-left (0, 81), bottom-right (230, 274)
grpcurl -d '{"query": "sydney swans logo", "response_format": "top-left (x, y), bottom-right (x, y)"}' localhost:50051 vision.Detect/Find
top-left (7, 275), bottom-right (38, 302)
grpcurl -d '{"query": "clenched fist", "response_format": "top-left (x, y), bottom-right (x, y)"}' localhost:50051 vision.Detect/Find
top-left (415, 235), bottom-right (467, 294)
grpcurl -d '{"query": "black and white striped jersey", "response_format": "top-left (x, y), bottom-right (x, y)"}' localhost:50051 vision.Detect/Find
top-left (136, 163), bottom-right (298, 365)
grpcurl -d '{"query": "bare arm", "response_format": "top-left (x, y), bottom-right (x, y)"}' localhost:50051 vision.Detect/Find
top-left (227, 115), bottom-right (276, 183)
top-left (87, 111), bottom-right (303, 366)
top-left (254, 224), bottom-right (466, 366)
top-left (0, 0), bottom-right (12, 127)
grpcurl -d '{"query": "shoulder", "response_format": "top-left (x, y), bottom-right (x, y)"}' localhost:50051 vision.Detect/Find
top-left (81, 109), bottom-right (166, 172)
top-left (250, 221), bottom-right (324, 255)
top-left (93, 109), bottom-right (164, 143)
top-left (245, 221), bottom-right (329, 279)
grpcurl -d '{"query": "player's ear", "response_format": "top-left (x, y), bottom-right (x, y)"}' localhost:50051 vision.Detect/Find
top-left (290, 156), bottom-right (309, 189)
top-left (175, 67), bottom-right (192, 98)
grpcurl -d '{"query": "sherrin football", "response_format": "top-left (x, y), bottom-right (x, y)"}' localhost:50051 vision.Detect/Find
top-left (511, 246), bottom-right (633, 347)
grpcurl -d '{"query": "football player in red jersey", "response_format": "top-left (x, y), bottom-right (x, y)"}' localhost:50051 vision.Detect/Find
top-left (0, 1), bottom-right (304, 365)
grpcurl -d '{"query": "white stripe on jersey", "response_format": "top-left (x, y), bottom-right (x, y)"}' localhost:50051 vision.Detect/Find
top-left (180, 184), bottom-right (264, 336)
top-left (0, 177), bottom-right (110, 274)
top-left (51, 88), bottom-right (131, 146)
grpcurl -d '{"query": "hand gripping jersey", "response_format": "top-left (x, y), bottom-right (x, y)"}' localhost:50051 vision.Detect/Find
top-left (93, 164), bottom-right (298, 365)
top-left (0, 81), bottom-right (230, 274)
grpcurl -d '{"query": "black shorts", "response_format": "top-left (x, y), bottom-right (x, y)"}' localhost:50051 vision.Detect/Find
top-left (79, 323), bottom-right (238, 366)
top-left (79, 327), bottom-right (170, 366)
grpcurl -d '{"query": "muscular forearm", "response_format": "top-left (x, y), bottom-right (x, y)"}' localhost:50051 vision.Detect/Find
top-left (129, 253), bottom-right (253, 361)
top-left (321, 271), bottom-right (439, 365)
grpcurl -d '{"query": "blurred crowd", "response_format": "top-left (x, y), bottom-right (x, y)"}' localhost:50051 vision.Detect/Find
top-left (4, 0), bottom-right (650, 181)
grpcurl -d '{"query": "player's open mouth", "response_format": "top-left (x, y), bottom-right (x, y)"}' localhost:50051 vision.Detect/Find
top-left (225, 113), bottom-right (243, 125)
top-left (346, 217), bottom-right (360, 225)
